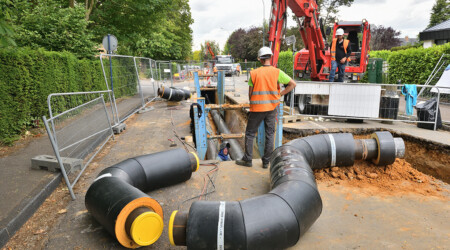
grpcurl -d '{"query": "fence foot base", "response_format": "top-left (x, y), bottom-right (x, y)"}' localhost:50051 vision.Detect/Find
top-left (113, 123), bottom-right (126, 134)
top-left (138, 107), bottom-right (155, 114)
top-left (31, 155), bottom-right (83, 173)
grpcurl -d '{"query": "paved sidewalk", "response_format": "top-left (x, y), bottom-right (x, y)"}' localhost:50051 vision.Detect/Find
top-left (0, 136), bottom-right (60, 247)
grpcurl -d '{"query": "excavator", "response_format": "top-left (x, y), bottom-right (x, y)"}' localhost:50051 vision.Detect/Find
top-left (267, 0), bottom-right (371, 82)
top-left (206, 42), bottom-right (215, 60)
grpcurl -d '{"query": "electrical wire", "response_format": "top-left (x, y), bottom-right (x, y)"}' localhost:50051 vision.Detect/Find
top-left (177, 162), bottom-right (219, 211)
top-left (170, 109), bottom-right (197, 152)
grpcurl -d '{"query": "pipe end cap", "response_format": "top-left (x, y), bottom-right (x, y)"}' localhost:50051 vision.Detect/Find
top-left (130, 212), bottom-right (163, 246)
top-left (168, 210), bottom-right (178, 246)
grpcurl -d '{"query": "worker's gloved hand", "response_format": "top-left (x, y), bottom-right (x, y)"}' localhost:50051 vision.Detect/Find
top-left (340, 57), bottom-right (346, 64)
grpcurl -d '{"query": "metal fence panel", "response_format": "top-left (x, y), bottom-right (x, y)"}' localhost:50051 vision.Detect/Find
top-left (134, 57), bottom-right (158, 103)
top-left (286, 82), bottom-right (449, 130)
top-left (43, 91), bottom-right (114, 199)
top-left (100, 54), bottom-right (144, 123)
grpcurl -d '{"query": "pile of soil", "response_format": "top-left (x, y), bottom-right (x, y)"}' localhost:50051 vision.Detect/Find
top-left (315, 158), bottom-right (447, 198)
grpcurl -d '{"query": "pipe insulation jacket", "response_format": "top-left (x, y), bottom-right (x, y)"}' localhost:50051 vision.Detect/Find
top-left (158, 86), bottom-right (191, 101)
top-left (210, 110), bottom-right (245, 160)
top-left (169, 131), bottom-right (404, 249)
top-left (85, 148), bottom-right (199, 248)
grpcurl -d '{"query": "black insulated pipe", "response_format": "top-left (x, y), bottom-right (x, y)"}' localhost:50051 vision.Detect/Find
top-left (85, 148), bottom-right (199, 248)
top-left (210, 110), bottom-right (244, 160)
top-left (158, 86), bottom-right (191, 101)
top-left (169, 131), bottom-right (404, 249)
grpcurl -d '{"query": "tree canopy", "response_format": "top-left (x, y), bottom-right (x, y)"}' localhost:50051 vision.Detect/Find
top-left (428, 0), bottom-right (450, 28)
top-left (0, 0), bottom-right (193, 59)
top-left (370, 25), bottom-right (402, 51)
top-left (225, 27), bottom-right (266, 61)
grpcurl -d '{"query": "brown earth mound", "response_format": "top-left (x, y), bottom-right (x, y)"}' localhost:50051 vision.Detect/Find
top-left (315, 158), bottom-right (448, 198)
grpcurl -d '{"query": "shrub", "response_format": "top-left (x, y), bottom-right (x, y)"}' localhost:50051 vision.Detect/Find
top-left (0, 48), bottom-right (135, 145)
top-left (278, 50), bottom-right (294, 77)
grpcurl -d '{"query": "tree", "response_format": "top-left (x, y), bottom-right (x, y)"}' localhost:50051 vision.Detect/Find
top-left (192, 50), bottom-right (201, 61)
top-left (225, 27), bottom-right (267, 61)
top-left (428, 0), bottom-right (450, 28)
top-left (316, 0), bottom-right (354, 27)
top-left (89, 0), bottom-right (193, 59)
top-left (370, 25), bottom-right (401, 51)
top-left (13, 1), bottom-right (96, 58)
top-left (0, 0), bottom-right (18, 47)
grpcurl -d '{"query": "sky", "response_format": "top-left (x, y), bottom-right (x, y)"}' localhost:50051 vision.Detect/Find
top-left (189, 0), bottom-right (435, 51)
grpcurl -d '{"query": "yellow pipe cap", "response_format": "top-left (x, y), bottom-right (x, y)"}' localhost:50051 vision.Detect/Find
top-left (130, 211), bottom-right (163, 246)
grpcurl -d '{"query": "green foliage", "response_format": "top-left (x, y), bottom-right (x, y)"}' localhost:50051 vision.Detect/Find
top-left (428, 0), bottom-right (450, 28)
top-left (278, 50), bottom-right (294, 78)
top-left (0, 0), bottom-right (17, 47)
top-left (0, 48), bottom-right (136, 145)
top-left (192, 50), bottom-right (201, 61)
top-left (387, 43), bottom-right (450, 84)
top-left (390, 42), bottom-right (423, 52)
top-left (370, 50), bottom-right (392, 61)
top-left (13, 2), bottom-right (96, 58)
top-left (90, 0), bottom-right (193, 60)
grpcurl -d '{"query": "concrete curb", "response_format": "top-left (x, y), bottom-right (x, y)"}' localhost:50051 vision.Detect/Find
top-left (0, 173), bottom-right (62, 248)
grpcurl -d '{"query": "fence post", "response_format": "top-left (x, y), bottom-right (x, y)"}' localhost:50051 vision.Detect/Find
top-left (42, 116), bottom-right (76, 200)
top-left (194, 71), bottom-right (201, 98)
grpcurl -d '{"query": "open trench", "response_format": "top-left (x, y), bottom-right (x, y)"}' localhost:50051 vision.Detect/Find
top-left (212, 96), bottom-right (450, 198)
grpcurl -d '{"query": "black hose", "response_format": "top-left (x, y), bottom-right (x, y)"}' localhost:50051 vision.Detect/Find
top-left (169, 132), bottom-right (404, 249)
top-left (85, 148), bottom-right (199, 248)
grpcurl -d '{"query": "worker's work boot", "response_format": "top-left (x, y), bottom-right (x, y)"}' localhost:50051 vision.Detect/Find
top-left (236, 159), bottom-right (252, 167)
top-left (262, 163), bottom-right (269, 169)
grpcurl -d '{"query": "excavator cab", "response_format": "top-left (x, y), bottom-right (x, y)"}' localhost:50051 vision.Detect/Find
top-left (294, 20), bottom-right (370, 82)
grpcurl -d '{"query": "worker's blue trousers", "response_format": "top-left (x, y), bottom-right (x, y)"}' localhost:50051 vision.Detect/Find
top-left (329, 60), bottom-right (346, 82)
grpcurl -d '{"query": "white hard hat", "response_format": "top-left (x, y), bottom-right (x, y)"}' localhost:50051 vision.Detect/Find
top-left (336, 28), bottom-right (344, 36)
top-left (258, 47), bottom-right (273, 59)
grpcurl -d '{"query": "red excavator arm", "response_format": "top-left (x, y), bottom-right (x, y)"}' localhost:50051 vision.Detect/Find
top-left (206, 42), bottom-right (215, 60)
top-left (268, 0), bottom-right (328, 81)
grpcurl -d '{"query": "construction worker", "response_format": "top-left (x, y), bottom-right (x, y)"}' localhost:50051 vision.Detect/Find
top-left (216, 142), bottom-right (231, 161)
top-left (236, 64), bottom-right (241, 76)
top-left (329, 28), bottom-right (351, 82)
top-left (236, 47), bottom-right (296, 169)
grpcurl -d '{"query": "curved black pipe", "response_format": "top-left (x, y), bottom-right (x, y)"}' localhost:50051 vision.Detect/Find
top-left (169, 132), bottom-right (404, 249)
top-left (158, 86), bottom-right (191, 101)
top-left (85, 148), bottom-right (199, 248)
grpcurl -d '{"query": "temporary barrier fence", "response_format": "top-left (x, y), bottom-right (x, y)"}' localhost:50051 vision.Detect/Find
top-left (285, 82), bottom-right (448, 131)
top-left (43, 91), bottom-right (115, 199)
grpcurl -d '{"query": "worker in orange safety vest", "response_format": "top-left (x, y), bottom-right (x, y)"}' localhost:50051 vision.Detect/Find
top-left (235, 47), bottom-right (296, 169)
top-left (329, 28), bottom-right (351, 82)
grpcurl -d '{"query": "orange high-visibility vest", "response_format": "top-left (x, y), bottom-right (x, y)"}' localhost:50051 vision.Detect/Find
top-left (236, 65), bottom-right (240, 71)
top-left (213, 66), bottom-right (217, 73)
top-left (249, 66), bottom-right (281, 112)
top-left (331, 38), bottom-right (351, 62)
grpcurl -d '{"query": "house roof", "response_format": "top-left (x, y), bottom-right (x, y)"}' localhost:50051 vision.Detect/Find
top-left (419, 19), bottom-right (450, 41)
top-left (423, 19), bottom-right (450, 32)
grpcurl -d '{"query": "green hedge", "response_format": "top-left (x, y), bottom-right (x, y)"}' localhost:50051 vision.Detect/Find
top-left (0, 48), bottom-right (135, 145)
top-left (278, 50), bottom-right (294, 78)
top-left (370, 43), bottom-right (450, 84)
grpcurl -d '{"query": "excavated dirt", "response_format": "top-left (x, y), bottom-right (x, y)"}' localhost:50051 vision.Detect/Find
top-left (286, 134), bottom-right (449, 198)
top-left (315, 158), bottom-right (447, 199)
